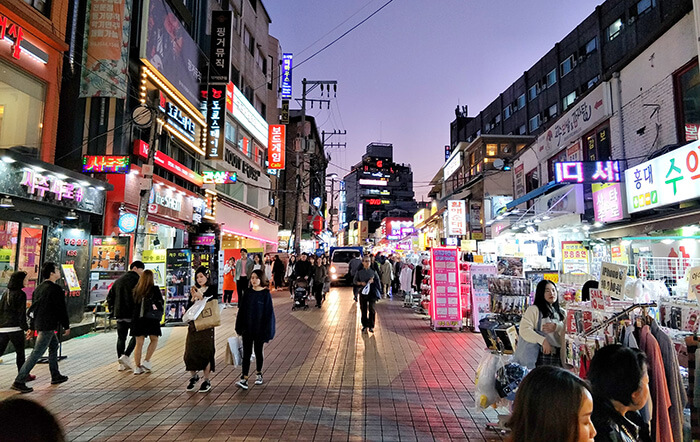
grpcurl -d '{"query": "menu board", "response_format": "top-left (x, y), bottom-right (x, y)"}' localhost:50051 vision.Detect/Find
top-left (430, 247), bottom-right (462, 329)
top-left (469, 263), bottom-right (498, 331)
top-left (165, 248), bottom-right (192, 322)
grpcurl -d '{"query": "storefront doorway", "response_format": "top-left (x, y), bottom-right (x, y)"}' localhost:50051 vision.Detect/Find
top-left (0, 221), bottom-right (45, 299)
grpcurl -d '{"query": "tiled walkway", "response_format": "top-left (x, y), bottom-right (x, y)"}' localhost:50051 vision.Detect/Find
top-left (0, 287), bottom-right (507, 441)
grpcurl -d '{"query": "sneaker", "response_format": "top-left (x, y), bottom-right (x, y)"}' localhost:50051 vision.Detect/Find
top-left (255, 373), bottom-right (263, 385)
top-left (236, 378), bottom-right (249, 390)
top-left (51, 375), bottom-right (69, 385)
top-left (11, 382), bottom-right (33, 393)
top-left (117, 361), bottom-right (127, 372)
top-left (361, 327), bottom-right (367, 333)
top-left (25, 374), bottom-right (36, 382)
top-left (119, 355), bottom-right (134, 370)
top-left (198, 380), bottom-right (211, 393)
top-left (141, 360), bottom-right (152, 373)
top-left (369, 328), bottom-right (374, 333)
top-left (222, 304), bottom-right (227, 309)
top-left (186, 375), bottom-right (200, 391)
top-left (133, 366), bottom-right (144, 375)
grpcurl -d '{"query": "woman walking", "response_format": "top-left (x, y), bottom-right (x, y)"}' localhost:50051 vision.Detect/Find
top-left (222, 257), bottom-right (236, 307)
top-left (252, 254), bottom-right (262, 271)
top-left (264, 256), bottom-right (273, 289)
top-left (0, 271), bottom-right (35, 381)
top-left (379, 256), bottom-right (393, 299)
top-left (286, 255), bottom-right (296, 297)
top-left (235, 269), bottom-right (275, 390)
top-left (184, 266), bottom-right (218, 393)
top-left (272, 255), bottom-right (285, 290)
top-left (312, 256), bottom-right (327, 308)
top-left (516, 280), bottom-right (566, 367)
top-left (321, 256), bottom-right (331, 301)
top-left (131, 270), bottom-right (163, 375)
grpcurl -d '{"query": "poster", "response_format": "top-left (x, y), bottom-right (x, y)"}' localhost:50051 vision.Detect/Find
top-left (561, 241), bottom-right (589, 274)
top-left (525, 271), bottom-right (559, 297)
top-left (688, 266), bottom-right (700, 301)
top-left (165, 248), bottom-right (192, 322)
top-left (590, 288), bottom-right (605, 311)
top-left (142, 249), bottom-right (167, 288)
top-left (61, 264), bottom-right (81, 292)
top-left (90, 237), bottom-right (129, 271)
top-left (88, 271), bottom-right (124, 304)
top-left (430, 247), bottom-right (462, 329)
top-left (496, 256), bottom-right (524, 277)
top-left (470, 263), bottom-right (498, 331)
top-left (600, 262), bottom-right (627, 300)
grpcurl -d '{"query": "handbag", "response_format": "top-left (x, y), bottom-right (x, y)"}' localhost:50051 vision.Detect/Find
top-left (512, 311), bottom-right (543, 369)
top-left (182, 298), bottom-right (208, 322)
top-left (361, 284), bottom-right (371, 295)
top-left (194, 298), bottom-right (221, 331)
top-left (226, 336), bottom-right (243, 366)
top-left (141, 297), bottom-right (163, 321)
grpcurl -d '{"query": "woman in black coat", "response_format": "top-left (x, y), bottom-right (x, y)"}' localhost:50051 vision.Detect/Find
top-left (235, 269), bottom-right (275, 390)
top-left (0, 271), bottom-right (33, 380)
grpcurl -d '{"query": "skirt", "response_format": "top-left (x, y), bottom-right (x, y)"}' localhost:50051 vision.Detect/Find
top-left (536, 347), bottom-right (562, 367)
top-left (184, 323), bottom-right (216, 372)
top-left (130, 318), bottom-right (162, 337)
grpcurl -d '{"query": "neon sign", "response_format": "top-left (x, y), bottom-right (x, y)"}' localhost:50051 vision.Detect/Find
top-left (0, 13), bottom-right (24, 60)
top-left (268, 124), bottom-right (286, 169)
top-left (164, 102), bottom-right (196, 142)
top-left (202, 170), bottom-right (237, 184)
top-left (134, 140), bottom-right (203, 186)
top-left (206, 84), bottom-right (225, 159)
top-left (20, 170), bottom-right (84, 202)
top-left (554, 161), bottom-right (621, 184)
top-left (359, 179), bottom-right (388, 187)
top-left (82, 155), bottom-right (130, 174)
top-left (280, 54), bottom-right (293, 99)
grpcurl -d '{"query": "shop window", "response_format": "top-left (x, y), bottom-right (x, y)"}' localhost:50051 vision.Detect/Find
top-left (563, 91), bottom-right (577, 111)
top-left (546, 69), bottom-right (557, 88)
top-left (606, 18), bottom-right (623, 41)
top-left (486, 144), bottom-right (497, 157)
top-left (516, 143), bottom-right (527, 153)
top-left (0, 221), bottom-right (19, 292)
top-left (517, 94), bottom-right (526, 110)
top-left (560, 55), bottom-right (574, 77)
top-left (674, 61), bottom-right (700, 142)
top-left (525, 168), bottom-right (539, 193)
top-left (0, 60), bottom-right (45, 156)
top-left (18, 224), bottom-right (43, 300)
top-left (246, 186), bottom-right (258, 208)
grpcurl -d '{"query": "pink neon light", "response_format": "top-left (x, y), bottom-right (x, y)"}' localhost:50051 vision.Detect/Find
top-left (221, 228), bottom-right (277, 244)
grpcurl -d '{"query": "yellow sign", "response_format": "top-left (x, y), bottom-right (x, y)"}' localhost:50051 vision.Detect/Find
top-left (61, 264), bottom-right (81, 292)
top-left (142, 249), bottom-right (166, 264)
top-left (561, 241), bottom-right (588, 273)
top-left (543, 273), bottom-right (559, 284)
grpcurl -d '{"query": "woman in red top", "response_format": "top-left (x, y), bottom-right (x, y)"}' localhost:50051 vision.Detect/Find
top-left (222, 257), bottom-right (236, 307)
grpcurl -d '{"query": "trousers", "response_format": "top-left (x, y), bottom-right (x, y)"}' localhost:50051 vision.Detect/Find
top-left (16, 331), bottom-right (60, 383)
top-left (241, 334), bottom-right (264, 377)
top-left (116, 321), bottom-right (135, 358)
top-left (0, 331), bottom-right (25, 371)
top-left (359, 295), bottom-right (376, 328)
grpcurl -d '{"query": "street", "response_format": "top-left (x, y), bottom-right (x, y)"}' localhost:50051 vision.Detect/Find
top-left (0, 287), bottom-right (504, 442)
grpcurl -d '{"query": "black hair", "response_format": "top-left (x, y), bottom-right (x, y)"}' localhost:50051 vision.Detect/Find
top-left (533, 279), bottom-right (563, 320)
top-left (240, 248), bottom-right (248, 254)
top-left (130, 261), bottom-right (145, 270)
top-left (588, 344), bottom-right (647, 406)
top-left (0, 397), bottom-right (65, 442)
top-left (250, 269), bottom-right (268, 287)
top-left (40, 262), bottom-right (57, 281)
top-left (581, 280), bottom-right (599, 302)
top-left (194, 266), bottom-right (211, 288)
top-left (508, 366), bottom-right (591, 442)
top-left (7, 271), bottom-right (27, 290)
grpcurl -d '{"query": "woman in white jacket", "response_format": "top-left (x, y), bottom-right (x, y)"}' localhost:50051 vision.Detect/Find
top-left (518, 279), bottom-right (566, 367)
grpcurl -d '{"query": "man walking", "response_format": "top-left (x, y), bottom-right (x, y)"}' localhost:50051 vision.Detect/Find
top-left (293, 253), bottom-right (313, 281)
top-left (235, 249), bottom-right (254, 301)
top-left (354, 256), bottom-right (380, 333)
top-left (11, 262), bottom-right (70, 393)
top-left (106, 260), bottom-right (144, 371)
top-left (348, 253), bottom-right (362, 302)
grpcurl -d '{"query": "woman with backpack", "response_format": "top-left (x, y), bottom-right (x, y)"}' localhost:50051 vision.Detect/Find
top-left (131, 270), bottom-right (164, 375)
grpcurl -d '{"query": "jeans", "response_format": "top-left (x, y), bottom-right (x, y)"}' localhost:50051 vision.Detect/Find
top-left (241, 334), bottom-right (264, 377)
top-left (116, 321), bottom-right (135, 358)
top-left (0, 331), bottom-right (25, 371)
top-left (16, 331), bottom-right (61, 383)
top-left (359, 295), bottom-right (376, 328)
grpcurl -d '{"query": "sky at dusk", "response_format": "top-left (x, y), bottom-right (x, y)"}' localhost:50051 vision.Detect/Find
top-left (265, 0), bottom-right (603, 199)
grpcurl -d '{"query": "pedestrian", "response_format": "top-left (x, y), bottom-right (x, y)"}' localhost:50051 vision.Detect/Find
top-left (0, 271), bottom-right (35, 382)
top-left (235, 269), bottom-right (275, 390)
top-left (286, 254), bottom-right (296, 297)
top-left (507, 366), bottom-right (596, 442)
top-left (348, 253), bottom-right (362, 302)
top-left (392, 255), bottom-right (402, 297)
top-left (370, 254), bottom-right (380, 274)
top-left (11, 262), bottom-right (70, 393)
top-left (222, 257), bottom-right (236, 308)
top-left (235, 249), bottom-right (253, 303)
top-left (588, 345), bottom-right (651, 442)
top-left (312, 255), bottom-right (327, 308)
top-left (131, 270), bottom-right (163, 375)
top-left (272, 255), bottom-right (285, 290)
top-left (184, 266), bottom-right (218, 393)
top-left (517, 279), bottom-right (565, 367)
top-left (321, 256), bottom-right (331, 300)
top-left (294, 253), bottom-right (312, 282)
top-left (379, 255), bottom-right (394, 299)
top-left (0, 397), bottom-right (66, 442)
top-left (106, 260), bottom-right (144, 372)
top-left (264, 255), bottom-right (273, 289)
top-left (354, 256), bottom-right (381, 333)
top-left (252, 254), bottom-right (262, 271)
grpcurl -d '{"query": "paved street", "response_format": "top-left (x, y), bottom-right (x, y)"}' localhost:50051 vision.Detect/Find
top-left (0, 287), bottom-right (505, 441)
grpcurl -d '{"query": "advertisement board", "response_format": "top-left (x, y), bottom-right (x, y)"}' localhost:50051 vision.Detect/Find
top-left (88, 236), bottom-right (130, 304)
top-left (268, 125), bottom-right (286, 169)
top-left (554, 161), bottom-right (621, 184)
top-left (600, 262), bottom-right (627, 300)
top-left (165, 248), bottom-right (192, 322)
top-left (208, 10), bottom-right (232, 83)
top-left (470, 263), bottom-right (497, 331)
top-left (443, 151), bottom-right (462, 180)
top-left (281, 54), bottom-right (293, 99)
top-left (447, 200), bottom-right (466, 236)
top-left (592, 183), bottom-right (624, 223)
top-left (82, 155), bottom-right (130, 174)
top-left (430, 247), bottom-right (462, 329)
top-left (228, 82), bottom-right (269, 146)
top-left (142, 249), bottom-right (166, 287)
top-left (561, 241), bottom-right (589, 274)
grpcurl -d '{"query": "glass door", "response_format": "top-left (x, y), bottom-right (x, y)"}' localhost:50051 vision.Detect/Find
top-left (18, 224), bottom-right (44, 301)
top-left (0, 220), bottom-right (19, 292)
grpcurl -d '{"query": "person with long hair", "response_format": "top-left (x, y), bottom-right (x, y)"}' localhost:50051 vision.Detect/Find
top-left (272, 255), bottom-right (285, 291)
top-left (0, 271), bottom-right (35, 381)
top-left (252, 254), bottom-right (262, 271)
top-left (312, 255), bottom-right (327, 308)
top-left (518, 279), bottom-right (566, 367)
top-left (320, 256), bottom-right (331, 301)
top-left (184, 266), bottom-right (218, 393)
top-left (286, 254), bottom-right (296, 297)
top-left (222, 257), bottom-right (236, 308)
top-left (235, 269), bottom-right (275, 389)
top-left (130, 270), bottom-right (163, 375)
top-left (508, 366), bottom-right (596, 442)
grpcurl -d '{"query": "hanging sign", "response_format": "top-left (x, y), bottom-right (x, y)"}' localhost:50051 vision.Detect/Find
top-left (447, 200), bottom-right (466, 236)
top-left (268, 124), bottom-right (286, 169)
top-left (82, 155), bottom-right (130, 174)
top-left (208, 11), bottom-right (232, 83)
top-left (280, 53), bottom-right (293, 99)
top-left (280, 99), bottom-right (290, 124)
top-left (600, 262), bottom-right (627, 300)
top-left (206, 84), bottom-right (226, 160)
top-left (590, 288), bottom-right (605, 311)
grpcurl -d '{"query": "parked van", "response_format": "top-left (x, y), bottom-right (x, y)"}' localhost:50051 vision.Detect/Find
top-left (329, 247), bottom-right (363, 285)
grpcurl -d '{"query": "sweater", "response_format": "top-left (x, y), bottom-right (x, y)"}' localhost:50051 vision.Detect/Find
top-left (0, 288), bottom-right (28, 331)
top-left (235, 288), bottom-right (275, 342)
top-left (28, 280), bottom-right (69, 331)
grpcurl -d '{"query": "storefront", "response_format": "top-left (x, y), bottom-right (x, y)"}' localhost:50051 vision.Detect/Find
top-left (215, 199), bottom-right (278, 262)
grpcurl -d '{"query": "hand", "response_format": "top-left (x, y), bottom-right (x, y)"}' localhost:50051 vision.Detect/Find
top-left (541, 323), bottom-right (557, 333)
top-left (25, 330), bottom-right (33, 340)
top-left (63, 328), bottom-right (71, 337)
top-left (369, 278), bottom-right (374, 283)
top-left (542, 339), bottom-right (552, 355)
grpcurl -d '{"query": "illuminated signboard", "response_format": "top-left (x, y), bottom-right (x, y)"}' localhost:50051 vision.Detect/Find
top-left (118, 213), bottom-right (137, 233)
top-left (163, 102), bottom-right (196, 142)
top-left (133, 140), bottom-right (203, 186)
top-left (358, 179), bottom-right (388, 187)
top-left (1, 12), bottom-right (25, 60)
top-left (444, 151), bottom-right (462, 180)
top-left (624, 139), bottom-right (700, 213)
top-left (20, 170), bottom-right (84, 202)
top-left (228, 82), bottom-right (268, 146)
top-left (206, 84), bottom-right (225, 159)
top-left (202, 171), bottom-right (237, 184)
top-left (82, 155), bottom-right (130, 174)
top-left (268, 124), bottom-right (286, 169)
top-left (554, 161), bottom-right (621, 184)
top-left (447, 200), bottom-right (466, 236)
top-left (208, 10), bottom-right (232, 83)
top-left (592, 183), bottom-right (624, 223)
top-left (281, 53), bottom-right (293, 99)
top-left (366, 198), bottom-right (390, 205)
top-left (445, 145), bottom-right (451, 161)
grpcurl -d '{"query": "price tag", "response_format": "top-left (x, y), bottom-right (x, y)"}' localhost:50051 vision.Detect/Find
top-left (566, 310), bottom-right (577, 334)
top-left (590, 288), bottom-right (605, 311)
top-left (583, 311), bottom-right (593, 332)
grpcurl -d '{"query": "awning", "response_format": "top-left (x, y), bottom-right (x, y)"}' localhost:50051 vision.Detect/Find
top-left (505, 181), bottom-right (563, 210)
top-left (591, 207), bottom-right (700, 239)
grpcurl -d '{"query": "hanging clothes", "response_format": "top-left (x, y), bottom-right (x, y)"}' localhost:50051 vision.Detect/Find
top-left (650, 320), bottom-right (687, 442)
top-left (639, 325), bottom-right (673, 442)
top-left (400, 265), bottom-right (413, 293)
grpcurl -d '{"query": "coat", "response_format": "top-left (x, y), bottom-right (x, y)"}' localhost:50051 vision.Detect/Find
top-left (235, 258), bottom-right (254, 281)
top-left (106, 271), bottom-right (139, 320)
top-left (235, 288), bottom-right (275, 342)
top-left (379, 261), bottom-right (394, 285)
top-left (0, 288), bottom-right (28, 330)
top-left (28, 280), bottom-right (70, 331)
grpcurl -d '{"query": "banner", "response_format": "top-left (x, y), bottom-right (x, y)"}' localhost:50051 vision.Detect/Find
top-left (208, 11), bottom-right (232, 83)
top-left (165, 248), bottom-right (192, 322)
top-left (80, 0), bottom-right (132, 98)
top-left (561, 241), bottom-right (588, 274)
top-left (268, 125), bottom-right (286, 169)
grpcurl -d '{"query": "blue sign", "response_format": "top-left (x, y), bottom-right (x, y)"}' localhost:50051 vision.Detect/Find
top-left (118, 213), bottom-right (138, 233)
top-left (554, 161), bottom-right (622, 184)
top-left (281, 53), bottom-right (293, 99)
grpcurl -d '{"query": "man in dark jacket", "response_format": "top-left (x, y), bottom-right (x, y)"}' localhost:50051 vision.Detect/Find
top-left (106, 260), bottom-right (144, 372)
top-left (293, 253), bottom-right (313, 281)
top-left (12, 262), bottom-right (70, 393)
top-left (348, 253), bottom-right (362, 302)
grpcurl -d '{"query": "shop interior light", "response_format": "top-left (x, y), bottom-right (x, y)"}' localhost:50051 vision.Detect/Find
top-left (661, 238), bottom-right (675, 245)
top-left (1, 156), bottom-right (15, 163)
top-left (0, 196), bottom-right (14, 208)
top-left (65, 210), bottom-right (79, 220)
top-left (510, 209), bottom-right (520, 214)
top-left (496, 215), bottom-right (504, 221)
top-left (542, 215), bottom-right (551, 220)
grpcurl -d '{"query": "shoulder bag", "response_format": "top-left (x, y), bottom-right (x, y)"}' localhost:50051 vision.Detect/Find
top-left (194, 298), bottom-right (221, 331)
top-left (512, 310), bottom-right (543, 369)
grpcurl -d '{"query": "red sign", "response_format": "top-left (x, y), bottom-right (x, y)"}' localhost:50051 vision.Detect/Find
top-left (268, 124), bottom-right (285, 169)
top-left (0, 13), bottom-right (24, 60)
top-left (132, 140), bottom-right (203, 186)
top-left (367, 198), bottom-right (382, 205)
top-left (226, 82), bottom-right (234, 114)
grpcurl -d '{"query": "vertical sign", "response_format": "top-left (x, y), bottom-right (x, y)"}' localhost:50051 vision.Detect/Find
top-left (208, 11), bottom-right (232, 83)
top-left (280, 53), bottom-right (293, 99)
top-left (447, 200), bottom-right (466, 236)
top-left (430, 247), bottom-right (462, 329)
top-left (268, 125), bottom-right (286, 169)
top-left (280, 100), bottom-right (290, 124)
top-left (206, 84), bottom-right (226, 159)
top-left (592, 183), bottom-right (624, 223)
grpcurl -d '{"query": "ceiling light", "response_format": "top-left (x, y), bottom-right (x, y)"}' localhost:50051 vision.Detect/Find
top-left (0, 196), bottom-right (13, 208)
top-left (65, 210), bottom-right (79, 220)
top-left (661, 238), bottom-right (675, 245)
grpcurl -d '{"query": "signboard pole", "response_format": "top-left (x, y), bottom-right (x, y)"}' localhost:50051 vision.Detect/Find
top-left (134, 96), bottom-right (161, 261)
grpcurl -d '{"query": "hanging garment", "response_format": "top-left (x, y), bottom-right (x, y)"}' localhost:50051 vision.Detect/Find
top-left (624, 325), bottom-right (639, 349)
top-left (639, 325), bottom-right (673, 442)
top-left (650, 320), bottom-right (687, 442)
top-left (400, 266), bottom-right (413, 293)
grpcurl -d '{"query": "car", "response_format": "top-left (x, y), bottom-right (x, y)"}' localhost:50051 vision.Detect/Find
top-left (329, 247), bottom-right (363, 285)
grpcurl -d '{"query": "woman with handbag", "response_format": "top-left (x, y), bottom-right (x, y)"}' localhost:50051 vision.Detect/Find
top-left (184, 266), bottom-right (218, 393)
top-left (516, 280), bottom-right (565, 368)
top-left (0, 271), bottom-right (36, 382)
top-left (235, 269), bottom-right (275, 390)
top-left (131, 270), bottom-right (164, 375)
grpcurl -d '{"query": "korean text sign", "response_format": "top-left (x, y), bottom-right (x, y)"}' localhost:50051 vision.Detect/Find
top-left (592, 183), bottom-right (624, 223)
top-left (208, 11), bottom-right (232, 83)
top-left (430, 247), bottom-right (461, 328)
top-left (625, 139), bottom-right (700, 213)
top-left (600, 262), bottom-right (627, 300)
top-left (447, 200), bottom-right (466, 236)
top-left (554, 161), bottom-right (621, 184)
top-left (82, 155), bottom-right (130, 174)
top-left (206, 84), bottom-right (226, 160)
top-left (280, 54), bottom-right (293, 99)
top-left (268, 125), bottom-right (286, 169)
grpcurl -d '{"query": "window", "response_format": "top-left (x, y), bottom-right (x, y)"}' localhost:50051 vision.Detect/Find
top-left (675, 61), bottom-right (700, 141)
top-left (528, 85), bottom-right (538, 102)
top-left (225, 122), bottom-right (236, 142)
top-left (486, 144), bottom-right (497, 156)
top-left (243, 27), bottom-right (255, 55)
top-left (529, 115), bottom-right (540, 132)
top-left (525, 168), bottom-right (539, 193)
top-left (495, 114), bottom-right (501, 125)
top-left (585, 37), bottom-right (597, 55)
top-left (563, 91), bottom-right (577, 110)
top-left (255, 47), bottom-right (265, 72)
top-left (587, 75), bottom-right (600, 90)
top-left (560, 55), bottom-right (574, 77)
top-left (517, 94), bottom-right (526, 110)
top-left (504, 105), bottom-right (512, 120)
top-left (636, 0), bottom-right (655, 16)
top-left (22, 0), bottom-right (50, 16)
top-left (0, 60), bottom-right (45, 156)
top-left (548, 103), bottom-right (558, 119)
top-left (607, 18), bottom-right (623, 41)
top-left (518, 124), bottom-right (527, 135)
top-left (546, 69), bottom-right (557, 88)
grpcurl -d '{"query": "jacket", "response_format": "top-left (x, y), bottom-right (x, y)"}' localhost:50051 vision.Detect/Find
top-left (379, 261), bottom-right (394, 285)
top-left (592, 396), bottom-right (650, 442)
top-left (294, 259), bottom-right (313, 279)
top-left (313, 264), bottom-right (327, 285)
top-left (0, 288), bottom-right (28, 330)
top-left (133, 286), bottom-right (165, 321)
top-left (28, 280), bottom-right (69, 331)
top-left (272, 258), bottom-right (285, 276)
top-left (235, 288), bottom-right (275, 341)
top-left (348, 257), bottom-right (362, 278)
top-left (106, 271), bottom-right (139, 320)
top-left (235, 258), bottom-right (254, 281)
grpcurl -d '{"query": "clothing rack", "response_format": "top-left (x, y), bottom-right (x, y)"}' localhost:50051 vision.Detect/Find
top-left (685, 335), bottom-right (700, 439)
top-left (584, 302), bottom-right (658, 337)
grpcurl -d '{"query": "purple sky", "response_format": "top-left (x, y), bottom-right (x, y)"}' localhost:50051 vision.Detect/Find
top-left (266, 0), bottom-right (603, 199)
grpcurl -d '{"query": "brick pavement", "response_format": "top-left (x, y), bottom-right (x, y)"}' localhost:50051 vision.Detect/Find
top-left (0, 287), bottom-right (507, 441)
